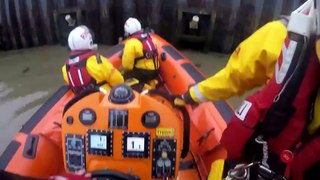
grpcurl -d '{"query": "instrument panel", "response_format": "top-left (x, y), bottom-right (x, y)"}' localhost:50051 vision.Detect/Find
top-left (62, 85), bottom-right (183, 179)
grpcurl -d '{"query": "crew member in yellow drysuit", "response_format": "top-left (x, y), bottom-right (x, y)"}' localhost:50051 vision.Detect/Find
top-left (122, 17), bottom-right (159, 89)
top-left (62, 25), bottom-right (124, 94)
top-left (173, 18), bottom-right (288, 179)
top-left (177, 19), bottom-right (288, 105)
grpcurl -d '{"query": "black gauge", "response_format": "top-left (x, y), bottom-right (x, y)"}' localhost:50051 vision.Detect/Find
top-left (152, 139), bottom-right (177, 178)
top-left (141, 111), bottom-right (160, 128)
top-left (87, 129), bottom-right (113, 156)
top-left (79, 108), bottom-right (96, 125)
top-left (122, 132), bottom-right (150, 158)
top-left (108, 109), bottom-right (128, 129)
top-left (109, 84), bottom-right (135, 104)
top-left (66, 116), bottom-right (74, 125)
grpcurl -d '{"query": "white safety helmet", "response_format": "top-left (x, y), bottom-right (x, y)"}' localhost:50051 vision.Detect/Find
top-left (68, 25), bottom-right (97, 51)
top-left (289, 0), bottom-right (320, 59)
top-left (124, 17), bottom-right (142, 36)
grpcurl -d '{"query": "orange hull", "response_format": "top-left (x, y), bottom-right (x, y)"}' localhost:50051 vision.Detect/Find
top-left (0, 34), bottom-right (232, 179)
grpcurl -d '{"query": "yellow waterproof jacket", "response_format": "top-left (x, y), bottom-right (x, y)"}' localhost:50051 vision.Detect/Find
top-left (122, 38), bottom-right (159, 71)
top-left (62, 54), bottom-right (124, 92)
top-left (185, 21), bottom-right (287, 103)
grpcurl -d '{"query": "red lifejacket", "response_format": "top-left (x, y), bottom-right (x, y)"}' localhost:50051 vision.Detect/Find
top-left (290, 134), bottom-right (320, 179)
top-left (66, 50), bottom-right (100, 93)
top-left (130, 31), bottom-right (159, 69)
top-left (220, 34), bottom-right (320, 179)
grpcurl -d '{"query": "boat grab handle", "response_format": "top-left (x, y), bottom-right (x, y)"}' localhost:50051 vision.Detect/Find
top-left (23, 134), bottom-right (39, 159)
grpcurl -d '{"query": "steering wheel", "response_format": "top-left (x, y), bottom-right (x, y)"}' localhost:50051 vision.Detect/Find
top-left (143, 89), bottom-right (190, 158)
top-left (91, 169), bottom-right (140, 180)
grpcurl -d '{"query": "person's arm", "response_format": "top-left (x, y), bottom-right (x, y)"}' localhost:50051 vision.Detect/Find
top-left (122, 39), bottom-right (138, 71)
top-left (87, 55), bottom-right (124, 87)
top-left (183, 21), bottom-right (287, 103)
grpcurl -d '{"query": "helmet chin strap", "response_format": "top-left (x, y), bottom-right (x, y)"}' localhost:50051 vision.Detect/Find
top-left (124, 31), bottom-right (129, 38)
top-left (91, 44), bottom-right (98, 50)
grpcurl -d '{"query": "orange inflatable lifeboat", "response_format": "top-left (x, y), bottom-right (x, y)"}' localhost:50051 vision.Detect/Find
top-left (0, 34), bottom-right (233, 179)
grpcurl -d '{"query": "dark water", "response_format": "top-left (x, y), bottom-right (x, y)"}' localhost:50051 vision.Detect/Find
top-left (0, 45), bottom-right (251, 154)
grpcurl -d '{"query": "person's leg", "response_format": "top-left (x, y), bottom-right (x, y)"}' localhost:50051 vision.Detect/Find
top-left (123, 70), bottom-right (146, 92)
top-left (124, 69), bottom-right (159, 91)
top-left (138, 69), bottom-right (158, 82)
